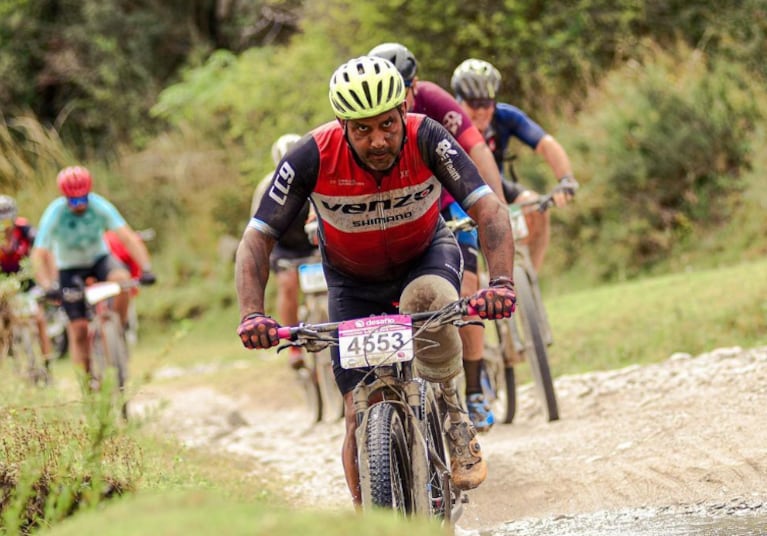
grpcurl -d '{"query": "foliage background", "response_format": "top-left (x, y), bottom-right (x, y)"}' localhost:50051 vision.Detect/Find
top-left (1, 2), bottom-right (766, 532)
top-left (1, 0), bottom-right (766, 309)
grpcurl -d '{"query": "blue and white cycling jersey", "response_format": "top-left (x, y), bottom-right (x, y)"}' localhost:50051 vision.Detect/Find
top-left (35, 193), bottom-right (126, 269)
top-left (487, 103), bottom-right (547, 173)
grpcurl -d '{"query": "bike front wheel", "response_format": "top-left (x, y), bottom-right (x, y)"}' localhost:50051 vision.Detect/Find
top-left (14, 322), bottom-right (51, 386)
top-left (488, 320), bottom-right (517, 423)
top-left (513, 265), bottom-right (559, 422)
top-left (366, 402), bottom-right (413, 514)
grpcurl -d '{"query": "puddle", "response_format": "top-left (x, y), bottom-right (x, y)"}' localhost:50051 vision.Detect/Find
top-left (483, 501), bottom-right (767, 536)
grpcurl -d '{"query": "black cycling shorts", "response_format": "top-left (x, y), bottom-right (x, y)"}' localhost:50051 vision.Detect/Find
top-left (58, 254), bottom-right (128, 321)
top-left (325, 224), bottom-right (462, 395)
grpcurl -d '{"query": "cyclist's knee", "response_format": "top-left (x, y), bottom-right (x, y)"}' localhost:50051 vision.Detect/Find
top-left (400, 275), bottom-right (462, 383)
top-left (107, 267), bottom-right (131, 282)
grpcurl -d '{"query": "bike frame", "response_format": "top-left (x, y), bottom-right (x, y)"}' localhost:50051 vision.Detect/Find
top-left (448, 192), bottom-right (561, 422)
top-left (276, 300), bottom-right (478, 522)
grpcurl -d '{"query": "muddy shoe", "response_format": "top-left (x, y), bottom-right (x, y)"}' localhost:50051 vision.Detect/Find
top-left (447, 418), bottom-right (487, 490)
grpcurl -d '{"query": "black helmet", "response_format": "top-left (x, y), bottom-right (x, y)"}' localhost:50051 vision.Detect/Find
top-left (368, 42), bottom-right (418, 85)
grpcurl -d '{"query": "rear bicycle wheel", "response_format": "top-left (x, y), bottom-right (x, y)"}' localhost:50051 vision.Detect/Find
top-left (418, 382), bottom-right (452, 519)
top-left (366, 402), bottom-right (413, 514)
top-left (101, 317), bottom-right (129, 390)
top-left (91, 315), bottom-right (130, 418)
top-left (514, 266), bottom-right (559, 421)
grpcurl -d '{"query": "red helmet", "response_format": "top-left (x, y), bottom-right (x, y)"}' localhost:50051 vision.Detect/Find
top-left (57, 166), bottom-right (93, 197)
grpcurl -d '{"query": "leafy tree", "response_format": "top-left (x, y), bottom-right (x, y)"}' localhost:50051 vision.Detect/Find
top-left (0, 0), bottom-right (304, 155)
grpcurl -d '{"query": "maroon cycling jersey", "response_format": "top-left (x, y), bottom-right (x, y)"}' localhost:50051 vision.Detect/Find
top-left (411, 81), bottom-right (487, 209)
top-left (411, 81), bottom-right (485, 153)
top-left (1, 218), bottom-right (35, 274)
top-left (250, 113), bottom-right (492, 281)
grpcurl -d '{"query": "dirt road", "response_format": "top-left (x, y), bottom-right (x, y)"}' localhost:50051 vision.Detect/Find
top-left (132, 345), bottom-right (767, 533)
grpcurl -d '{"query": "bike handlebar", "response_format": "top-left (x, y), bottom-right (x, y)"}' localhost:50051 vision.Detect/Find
top-left (445, 184), bottom-right (568, 235)
top-left (47, 279), bottom-right (144, 305)
top-left (276, 298), bottom-right (479, 342)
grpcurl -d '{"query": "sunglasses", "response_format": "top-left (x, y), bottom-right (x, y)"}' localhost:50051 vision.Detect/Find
top-left (465, 98), bottom-right (495, 109)
top-left (67, 195), bottom-right (89, 208)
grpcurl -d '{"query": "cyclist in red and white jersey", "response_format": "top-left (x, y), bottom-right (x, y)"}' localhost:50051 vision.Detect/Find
top-left (236, 56), bottom-right (516, 503)
top-left (0, 195), bottom-right (53, 359)
top-left (250, 133), bottom-right (317, 371)
top-left (368, 42), bottom-right (509, 432)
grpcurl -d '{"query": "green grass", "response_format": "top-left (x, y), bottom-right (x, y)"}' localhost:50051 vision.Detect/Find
top-left (544, 257), bottom-right (767, 377)
top-left (45, 490), bottom-right (445, 536)
top-left (3, 257), bottom-right (766, 533)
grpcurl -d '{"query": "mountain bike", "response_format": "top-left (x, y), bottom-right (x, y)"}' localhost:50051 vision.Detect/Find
top-left (277, 255), bottom-right (344, 423)
top-left (59, 278), bottom-right (141, 416)
top-left (447, 191), bottom-right (560, 423)
top-left (44, 301), bottom-right (69, 359)
top-left (276, 298), bottom-right (483, 523)
top-left (0, 287), bottom-right (52, 386)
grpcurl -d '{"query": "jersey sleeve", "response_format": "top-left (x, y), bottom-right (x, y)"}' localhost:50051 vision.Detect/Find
top-left (90, 193), bottom-right (127, 230)
top-left (495, 103), bottom-right (547, 149)
top-left (32, 200), bottom-right (63, 249)
top-left (250, 137), bottom-right (319, 239)
top-left (417, 117), bottom-right (493, 212)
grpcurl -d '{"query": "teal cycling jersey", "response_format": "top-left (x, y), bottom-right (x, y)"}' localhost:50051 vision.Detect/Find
top-left (35, 193), bottom-right (126, 269)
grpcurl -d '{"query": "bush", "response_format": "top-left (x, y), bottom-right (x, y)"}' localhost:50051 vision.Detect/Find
top-left (549, 43), bottom-right (762, 284)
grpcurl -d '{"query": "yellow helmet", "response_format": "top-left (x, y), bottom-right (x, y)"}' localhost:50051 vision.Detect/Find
top-left (329, 56), bottom-right (406, 120)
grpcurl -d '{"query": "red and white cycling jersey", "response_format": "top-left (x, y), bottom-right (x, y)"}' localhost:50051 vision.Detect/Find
top-left (250, 113), bottom-right (492, 281)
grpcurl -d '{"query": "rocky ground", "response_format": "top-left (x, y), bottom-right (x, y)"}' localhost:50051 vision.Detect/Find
top-left (132, 345), bottom-right (767, 535)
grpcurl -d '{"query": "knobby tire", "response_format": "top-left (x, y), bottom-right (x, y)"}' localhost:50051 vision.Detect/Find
top-left (489, 320), bottom-right (517, 423)
top-left (367, 402), bottom-right (412, 514)
top-left (514, 266), bottom-right (559, 421)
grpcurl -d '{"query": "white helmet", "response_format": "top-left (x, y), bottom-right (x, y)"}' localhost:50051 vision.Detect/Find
top-left (0, 195), bottom-right (17, 221)
top-left (271, 133), bottom-right (302, 165)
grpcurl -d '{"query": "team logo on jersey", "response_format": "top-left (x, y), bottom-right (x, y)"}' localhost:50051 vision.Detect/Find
top-left (313, 178), bottom-right (440, 232)
top-left (442, 111), bottom-right (463, 136)
top-left (435, 139), bottom-right (461, 182)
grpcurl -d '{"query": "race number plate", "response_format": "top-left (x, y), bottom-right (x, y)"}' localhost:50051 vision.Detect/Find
top-left (298, 263), bottom-right (328, 294)
top-left (509, 205), bottom-right (529, 241)
top-left (338, 314), bottom-right (414, 369)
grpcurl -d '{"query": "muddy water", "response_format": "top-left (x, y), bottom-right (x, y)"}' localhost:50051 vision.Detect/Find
top-left (477, 500), bottom-right (767, 536)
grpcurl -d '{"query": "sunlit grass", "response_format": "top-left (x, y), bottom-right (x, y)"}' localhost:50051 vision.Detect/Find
top-left (544, 257), bottom-right (767, 377)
